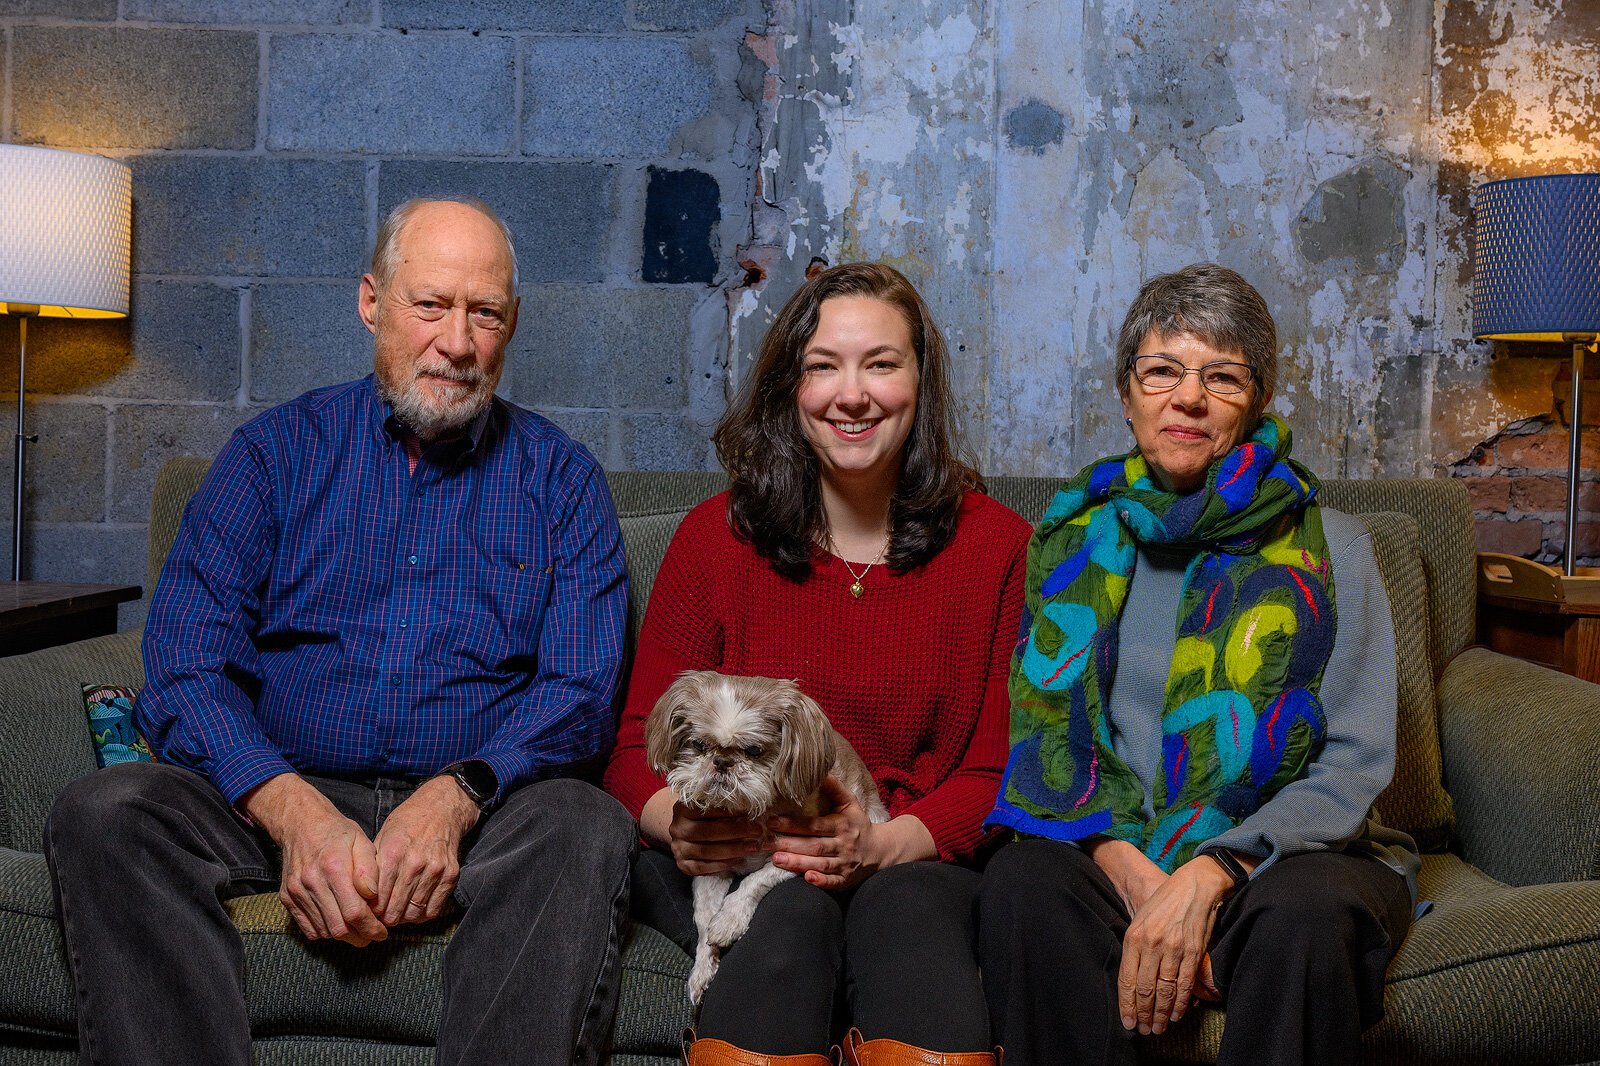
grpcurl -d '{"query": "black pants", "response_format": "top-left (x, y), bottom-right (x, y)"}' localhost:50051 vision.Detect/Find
top-left (44, 762), bottom-right (636, 1066)
top-left (632, 848), bottom-right (989, 1055)
top-left (979, 839), bottom-right (1412, 1066)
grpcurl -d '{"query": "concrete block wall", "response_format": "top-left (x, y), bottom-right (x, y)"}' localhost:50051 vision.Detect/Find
top-left (0, 0), bottom-right (765, 625)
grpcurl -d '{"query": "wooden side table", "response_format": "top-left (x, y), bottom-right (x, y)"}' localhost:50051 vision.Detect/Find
top-left (0, 582), bottom-right (143, 658)
top-left (1478, 591), bottom-right (1600, 684)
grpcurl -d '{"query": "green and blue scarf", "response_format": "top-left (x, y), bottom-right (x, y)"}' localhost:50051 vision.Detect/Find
top-left (987, 415), bottom-right (1335, 871)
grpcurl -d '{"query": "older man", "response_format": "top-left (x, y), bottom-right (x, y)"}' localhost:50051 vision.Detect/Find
top-left (43, 198), bottom-right (634, 1066)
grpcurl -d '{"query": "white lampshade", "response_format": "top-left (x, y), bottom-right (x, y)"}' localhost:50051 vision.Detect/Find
top-left (0, 144), bottom-right (131, 319)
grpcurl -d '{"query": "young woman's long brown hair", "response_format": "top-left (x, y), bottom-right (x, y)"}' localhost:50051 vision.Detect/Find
top-left (713, 262), bottom-right (981, 580)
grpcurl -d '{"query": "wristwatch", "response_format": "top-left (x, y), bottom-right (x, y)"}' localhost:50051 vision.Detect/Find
top-left (439, 760), bottom-right (498, 814)
top-left (1207, 847), bottom-right (1250, 890)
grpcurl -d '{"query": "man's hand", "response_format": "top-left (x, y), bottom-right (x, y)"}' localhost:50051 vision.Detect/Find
top-left (241, 773), bottom-right (386, 947)
top-left (372, 774), bottom-right (480, 926)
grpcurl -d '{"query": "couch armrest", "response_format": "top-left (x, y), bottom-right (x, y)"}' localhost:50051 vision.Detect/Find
top-left (0, 629), bottom-right (145, 854)
top-left (1437, 647), bottom-right (1600, 885)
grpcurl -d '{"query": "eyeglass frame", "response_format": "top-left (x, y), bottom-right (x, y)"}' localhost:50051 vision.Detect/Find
top-left (1131, 354), bottom-right (1256, 396)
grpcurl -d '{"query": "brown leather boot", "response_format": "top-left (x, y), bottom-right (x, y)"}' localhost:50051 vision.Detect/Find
top-left (680, 1028), bottom-right (836, 1066)
top-left (840, 1028), bottom-right (1002, 1066)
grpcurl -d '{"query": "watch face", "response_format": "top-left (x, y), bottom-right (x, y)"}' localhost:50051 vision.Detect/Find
top-left (452, 762), bottom-right (495, 805)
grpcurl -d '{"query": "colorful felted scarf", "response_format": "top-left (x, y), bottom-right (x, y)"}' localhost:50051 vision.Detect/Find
top-left (988, 415), bottom-right (1335, 871)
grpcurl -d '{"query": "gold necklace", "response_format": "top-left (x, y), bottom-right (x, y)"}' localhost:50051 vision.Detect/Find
top-left (826, 530), bottom-right (890, 600)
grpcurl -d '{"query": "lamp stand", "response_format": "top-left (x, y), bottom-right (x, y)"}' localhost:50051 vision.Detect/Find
top-left (1564, 334), bottom-right (1600, 577)
top-left (10, 306), bottom-right (39, 583)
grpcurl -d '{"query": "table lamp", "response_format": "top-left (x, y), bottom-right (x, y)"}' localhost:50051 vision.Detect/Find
top-left (1472, 172), bottom-right (1600, 578)
top-left (0, 145), bottom-right (131, 582)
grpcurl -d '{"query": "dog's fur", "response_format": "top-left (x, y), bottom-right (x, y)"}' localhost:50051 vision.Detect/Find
top-left (644, 670), bottom-right (889, 1004)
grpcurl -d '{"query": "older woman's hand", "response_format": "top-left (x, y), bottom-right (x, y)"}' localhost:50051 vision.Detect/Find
top-left (1117, 857), bottom-right (1236, 1035)
top-left (769, 776), bottom-right (937, 890)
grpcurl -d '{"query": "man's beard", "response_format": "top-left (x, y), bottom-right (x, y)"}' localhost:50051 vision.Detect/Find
top-left (374, 345), bottom-right (497, 440)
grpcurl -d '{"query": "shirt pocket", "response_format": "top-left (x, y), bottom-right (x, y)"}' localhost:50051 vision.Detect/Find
top-left (442, 546), bottom-right (554, 676)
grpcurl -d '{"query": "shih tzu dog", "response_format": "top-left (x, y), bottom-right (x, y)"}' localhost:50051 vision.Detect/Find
top-left (645, 670), bottom-right (889, 1004)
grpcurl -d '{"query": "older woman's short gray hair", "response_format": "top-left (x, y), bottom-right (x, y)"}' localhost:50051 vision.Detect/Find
top-left (369, 196), bottom-right (520, 294)
top-left (1114, 263), bottom-right (1277, 422)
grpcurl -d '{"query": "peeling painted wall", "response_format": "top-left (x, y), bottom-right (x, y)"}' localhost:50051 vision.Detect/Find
top-left (742, 0), bottom-right (1600, 488)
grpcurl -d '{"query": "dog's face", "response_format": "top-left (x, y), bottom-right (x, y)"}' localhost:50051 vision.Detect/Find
top-left (644, 671), bottom-right (834, 816)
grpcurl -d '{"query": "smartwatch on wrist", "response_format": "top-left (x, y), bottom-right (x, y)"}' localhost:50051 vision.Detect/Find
top-left (439, 760), bottom-right (497, 814)
top-left (1207, 847), bottom-right (1249, 890)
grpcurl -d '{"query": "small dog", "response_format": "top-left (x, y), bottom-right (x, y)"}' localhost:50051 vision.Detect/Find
top-left (645, 670), bottom-right (889, 1004)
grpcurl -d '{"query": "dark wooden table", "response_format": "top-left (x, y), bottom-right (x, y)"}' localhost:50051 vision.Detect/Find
top-left (0, 582), bottom-right (143, 657)
top-left (1479, 591), bottom-right (1600, 684)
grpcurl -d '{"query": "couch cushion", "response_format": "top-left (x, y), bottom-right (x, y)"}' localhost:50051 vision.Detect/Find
top-left (1360, 512), bottom-right (1454, 849)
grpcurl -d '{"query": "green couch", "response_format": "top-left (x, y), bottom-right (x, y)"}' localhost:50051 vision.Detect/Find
top-left (1, 460), bottom-right (1597, 1065)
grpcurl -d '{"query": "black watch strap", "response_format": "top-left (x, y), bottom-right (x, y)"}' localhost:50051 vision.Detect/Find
top-left (1207, 848), bottom-right (1249, 889)
top-left (440, 760), bottom-right (497, 813)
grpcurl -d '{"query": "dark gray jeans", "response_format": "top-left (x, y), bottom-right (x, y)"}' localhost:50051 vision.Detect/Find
top-left (44, 762), bottom-right (635, 1066)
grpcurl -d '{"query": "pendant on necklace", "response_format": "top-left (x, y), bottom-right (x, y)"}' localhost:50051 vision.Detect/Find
top-left (850, 581), bottom-right (865, 599)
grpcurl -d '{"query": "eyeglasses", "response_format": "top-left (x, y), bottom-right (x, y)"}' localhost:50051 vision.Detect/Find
top-left (1132, 355), bottom-right (1255, 396)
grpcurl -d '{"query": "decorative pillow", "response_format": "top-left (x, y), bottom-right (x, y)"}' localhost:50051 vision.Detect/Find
top-left (82, 684), bottom-right (155, 768)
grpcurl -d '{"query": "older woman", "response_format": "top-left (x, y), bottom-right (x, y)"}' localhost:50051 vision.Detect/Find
top-left (605, 263), bottom-right (1028, 1065)
top-left (980, 264), bottom-right (1418, 1066)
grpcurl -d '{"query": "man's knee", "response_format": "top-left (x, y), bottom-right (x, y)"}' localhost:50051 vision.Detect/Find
top-left (46, 763), bottom-right (205, 858)
top-left (478, 777), bottom-right (635, 879)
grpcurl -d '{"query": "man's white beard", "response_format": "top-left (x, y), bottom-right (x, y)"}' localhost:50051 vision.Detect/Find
top-left (377, 363), bottom-right (493, 440)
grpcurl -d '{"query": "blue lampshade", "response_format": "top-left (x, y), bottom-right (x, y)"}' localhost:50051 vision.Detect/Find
top-left (1472, 173), bottom-right (1600, 341)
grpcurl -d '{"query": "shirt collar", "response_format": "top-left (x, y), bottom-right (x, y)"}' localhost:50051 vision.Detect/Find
top-left (371, 378), bottom-right (499, 467)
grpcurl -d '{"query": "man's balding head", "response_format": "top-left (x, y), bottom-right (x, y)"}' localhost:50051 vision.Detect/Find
top-left (370, 197), bottom-right (519, 299)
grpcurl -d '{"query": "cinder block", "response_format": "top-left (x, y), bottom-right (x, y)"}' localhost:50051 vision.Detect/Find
top-left (0, 401), bottom-right (108, 523)
top-left (111, 404), bottom-right (254, 522)
top-left (618, 413), bottom-right (713, 471)
top-left (0, 281), bottom-right (240, 401)
top-left (133, 156), bottom-right (367, 277)
top-left (384, 0), bottom-right (623, 30)
top-left (269, 34), bottom-right (515, 154)
top-left (377, 161), bottom-right (613, 284)
top-left (124, 0), bottom-right (366, 23)
top-left (250, 282), bottom-right (373, 403)
top-left (16, 524), bottom-right (149, 605)
top-left (522, 37), bottom-right (713, 158)
top-left (631, 0), bottom-right (745, 31)
top-left (0, 0), bottom-right (114, 18)
top-left (532, 409), bottom-right (611, 464)
top-left (11, 28), bottom-right (257, 150)
top-left (642, 167), bottom-right (720, 283)
top-left (500, 285), bottom-right (694, 411)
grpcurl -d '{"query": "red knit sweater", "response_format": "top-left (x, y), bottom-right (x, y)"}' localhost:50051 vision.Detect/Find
top-left (604, 490), bottom-right (1031, 861)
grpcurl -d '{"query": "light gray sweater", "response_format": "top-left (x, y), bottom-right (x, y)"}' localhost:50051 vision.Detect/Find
top-left (1105, 508), bottom-right (1420, 903)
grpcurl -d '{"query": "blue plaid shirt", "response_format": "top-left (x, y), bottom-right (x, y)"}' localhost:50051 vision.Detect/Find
top-left (137, 376), bottom-right (628, 807)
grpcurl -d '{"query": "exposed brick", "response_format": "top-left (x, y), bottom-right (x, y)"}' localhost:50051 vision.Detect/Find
top-left (618, 413), bottom-right (713, 471)
top-left (0, 402), bottom-right (107, 523)
top-left (384, 0), bottom-right (623, 30)
top-left (12, 28), bottom-right (256, 150)
top-left (111, 405), bottom-right (254, 522)
top-left (133, 157), bottom-right (367, 277)
top-left (268, 34), bottom-right (515, 155)
top-left (250, 282), bottom-right (373, 403)
top-left (125, 0), bottom-right (366, 23)
top-left (377, 162), bottom-right (613, 284)
top-left (0, 0), bottom-right (114, 17)
top-left (1461, 474), bottom-right (1510, 513)
top-left (0, 281), bottom-right (240, 402)
top-left (522, 37), bottom-right (713, 158)
top-left (643, 167), bottom-right (721, 283)
top-left (500, 286), bottom-right (695, 411)
top-left (1494, 425), bottom-right (1600, 473)
top-left (631, 0), bottom-right (746, 31)
top-left (1509, 475), bottom-right (1600, 515)
top-left (1474, 517), bottom-right (1545, 557)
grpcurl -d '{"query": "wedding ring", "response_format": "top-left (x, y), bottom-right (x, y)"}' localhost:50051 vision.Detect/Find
top-left (408, 898), bottom-right (425, 908)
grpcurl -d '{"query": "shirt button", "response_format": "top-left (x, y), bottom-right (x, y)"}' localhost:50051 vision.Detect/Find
top-left (391, 674), bottom-right (401, 687)
top-left (415, 486), bottom-right (424, 497)
top-left (399, 619), bottom-right (409, 629)
top-left (408, 554), bottom-right (418, 565)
